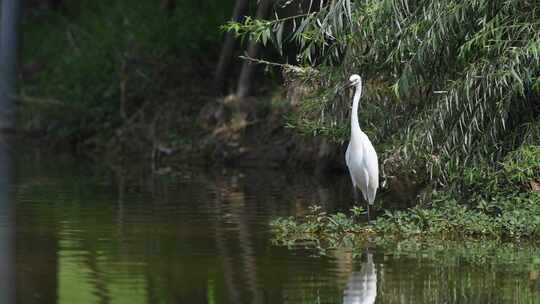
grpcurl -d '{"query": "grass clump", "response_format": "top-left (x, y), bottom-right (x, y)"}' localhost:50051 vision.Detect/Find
top-left (271, 194), bottom-right (540, 254)
top-left (375, 193), bottom-right (540, 241)
top-left (270, 205), bottom-right (371, 255)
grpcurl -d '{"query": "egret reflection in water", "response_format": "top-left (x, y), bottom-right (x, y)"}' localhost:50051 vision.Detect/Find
top-left (343, 251), bottom-right (377, 304)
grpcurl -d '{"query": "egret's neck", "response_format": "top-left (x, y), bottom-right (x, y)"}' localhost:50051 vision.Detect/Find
top-left (351, 83), bottom-right (362, 139)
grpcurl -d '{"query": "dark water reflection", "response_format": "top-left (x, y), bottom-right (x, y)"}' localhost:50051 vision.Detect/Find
top-left (11, 152), bottom-right (540, 303)
top-left (0, 136), bottom-right (15, 303)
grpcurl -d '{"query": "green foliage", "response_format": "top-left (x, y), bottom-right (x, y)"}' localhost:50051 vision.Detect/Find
top-left (21, 0), bottom-right (234, 140)
top-left (501, 145), bottom-right (540, 186)
top-left (272, 190), bottom-right (540, 255)
top-left (226, 0), bottom-right (540, 187)
top-left (270, 205), bottom-right (369, 255)
top-left (224, 0), bottom-right (352, 64)
top-left (223, 16), bottom-right (274, 47)
top-left (459, 145), bottom-right (540, 199)
top-left (375, 192), bottom-right (540, 240)
top-left (377, 146), bottom-right (540, 240)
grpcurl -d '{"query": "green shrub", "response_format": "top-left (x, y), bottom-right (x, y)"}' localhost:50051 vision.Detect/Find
top-left (21, 0), bottom-right (234, 140)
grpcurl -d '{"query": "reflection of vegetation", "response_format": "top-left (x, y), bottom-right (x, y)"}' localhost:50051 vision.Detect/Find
top-left (17, 154), bottom-right (354, 303)
top-left (16, 152), bottom-right (540, 303)
top-left (272, 208), bottom-right (540, 303)
top-left (375, 242), bottom-right (540, 304)
top-left (58, 238), bottom-right (148, 304)
top-left (380, 239), bottom-right (540, 271)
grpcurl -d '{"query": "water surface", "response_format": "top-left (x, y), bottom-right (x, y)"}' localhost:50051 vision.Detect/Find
top-left (12, 151), bottom-right (540, 303)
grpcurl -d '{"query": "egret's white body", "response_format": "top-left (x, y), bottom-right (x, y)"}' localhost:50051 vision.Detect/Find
top-left (345, 74), bottom-right (379, 206)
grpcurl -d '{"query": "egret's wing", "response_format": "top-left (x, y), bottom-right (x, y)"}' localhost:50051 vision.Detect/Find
top-left (361, 167), bottom-right (370, 201)
top-left (345, 142), bottom-right (351, 167)
top-left (345, 142), bottom-right (357, 188)
top-left (364, 145), bottom-right (379, 189)
top-left (362, 138), bottom-right (379, 204)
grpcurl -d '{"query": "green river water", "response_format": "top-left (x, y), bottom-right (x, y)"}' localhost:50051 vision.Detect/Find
top-left (6, 147), bottom-right (540, 303)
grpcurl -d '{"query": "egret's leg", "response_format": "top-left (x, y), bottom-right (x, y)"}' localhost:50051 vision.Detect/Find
top-left (366, 203), bottom-right (370, 222)
top-left (353, 186), bottom-right (359, 205)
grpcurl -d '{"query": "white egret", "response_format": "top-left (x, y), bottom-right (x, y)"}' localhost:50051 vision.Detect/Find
top-left (345, 74), bottom-right (379, 219)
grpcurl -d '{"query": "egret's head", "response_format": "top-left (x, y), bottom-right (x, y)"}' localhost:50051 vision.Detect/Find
top-left (349, 74), bottom-right (362, 87)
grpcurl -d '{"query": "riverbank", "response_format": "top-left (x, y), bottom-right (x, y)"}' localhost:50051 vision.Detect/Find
top-left (19, 0), bottom-right (348, 174)
top-left (18, 0), bottom-right (540, 246)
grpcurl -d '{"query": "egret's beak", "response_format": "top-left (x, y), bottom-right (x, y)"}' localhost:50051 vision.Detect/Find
top-left (340, 80), bottom-right (354, 90)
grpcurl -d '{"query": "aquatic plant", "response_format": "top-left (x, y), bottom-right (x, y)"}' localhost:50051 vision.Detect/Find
top-left (271, 196), bottom-right (540, 254)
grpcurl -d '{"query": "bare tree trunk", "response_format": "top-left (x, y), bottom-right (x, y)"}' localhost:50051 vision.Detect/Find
top-left (214, 0), bottom-right (249, 95)
top-left (160, 0), bottom-right (176, 13)
top-left (0, 0), bottom-right (21, 132)
top-left (48, 0), bottom-right (63, 10)
top-left (236, 0), bottom-right (273, 98)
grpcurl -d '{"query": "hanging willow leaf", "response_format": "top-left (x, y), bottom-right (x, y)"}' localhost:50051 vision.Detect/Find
top-left (225, 0), bottom-right (540, 183)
